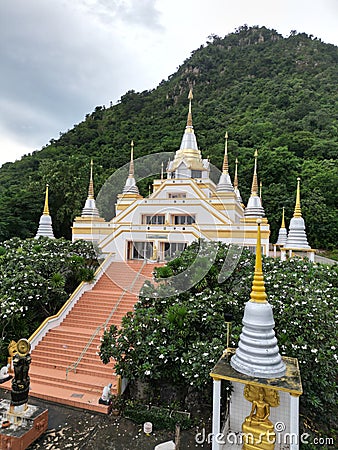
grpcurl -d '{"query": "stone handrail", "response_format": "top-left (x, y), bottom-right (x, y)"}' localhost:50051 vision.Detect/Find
top-left (65, 259), bottom-right (147, 379)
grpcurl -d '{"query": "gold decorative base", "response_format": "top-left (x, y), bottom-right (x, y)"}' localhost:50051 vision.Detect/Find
top-left (242, 420), bottom-right (276, 450)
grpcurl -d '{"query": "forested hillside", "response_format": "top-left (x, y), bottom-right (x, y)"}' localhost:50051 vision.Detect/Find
top-left (0, 26), bottom-right (337, 247)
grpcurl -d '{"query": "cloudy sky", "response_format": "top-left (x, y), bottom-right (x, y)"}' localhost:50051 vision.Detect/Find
top-left (0, 0), bottom-right (337, 167)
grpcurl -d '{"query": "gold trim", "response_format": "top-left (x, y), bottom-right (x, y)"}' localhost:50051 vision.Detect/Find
top-left (43, 184), bottom-right (50, 215)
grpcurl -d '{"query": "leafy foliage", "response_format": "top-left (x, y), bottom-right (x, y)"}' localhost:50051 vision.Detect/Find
top-left (0, 237), bottom-right (98, 363)
top-left (100, 241), bottom-right (337, 430)
top-left (0, 27), bottom-right (337, 247)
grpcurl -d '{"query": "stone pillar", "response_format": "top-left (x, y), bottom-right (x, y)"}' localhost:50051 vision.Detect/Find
top-left (273, 245), bottom-right (277, 258)
top-left (309, 251), bottom-right (315, 262)
top-left (290, 394), bottom-right (299, 450)
top-left (212, 378), bottom-right (222, 450)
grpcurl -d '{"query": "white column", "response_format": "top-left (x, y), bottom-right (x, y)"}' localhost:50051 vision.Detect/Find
top-left (281, 249), bottom-right (286, 261)
top-left (290, 394), bottom-right (299, 450)
top-left (273, 245), bottom-right (277, 258)
top-left (212, 378), bottom-right (222, 450)
top-left (309, 251), bottom-right (315, 262)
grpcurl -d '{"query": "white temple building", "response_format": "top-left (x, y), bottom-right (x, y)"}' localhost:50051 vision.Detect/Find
top-left (72, 91), bottom-right (270, 260)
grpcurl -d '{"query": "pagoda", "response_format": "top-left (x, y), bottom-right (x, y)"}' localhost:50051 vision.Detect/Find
top-left (281, 178), bottom-right (314, 262)
top-left (35, 184), bottom-right (55, 239)
top-left (72, 91), bottom-right (270, 259)
top-left (273, 207), bottom-right (287, 256)
top-left (210, 220), bottom-right (302, 450)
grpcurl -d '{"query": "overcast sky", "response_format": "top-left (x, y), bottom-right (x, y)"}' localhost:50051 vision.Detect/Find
top-left (0, 0), bottom-right (337, 167)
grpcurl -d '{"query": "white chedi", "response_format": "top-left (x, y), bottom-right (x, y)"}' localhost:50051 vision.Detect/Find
top-left (231, 221), bottom-right (286, 378)
top-left (276, 207), bottom-right (287, 246)
top-left (35, 184), bottom-right (55, 239)
top-left (284, 178), bottom-right (310, 250)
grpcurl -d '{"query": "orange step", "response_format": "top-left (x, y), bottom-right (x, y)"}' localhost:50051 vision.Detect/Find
top-left (0, 261), bottom-right (161, 413)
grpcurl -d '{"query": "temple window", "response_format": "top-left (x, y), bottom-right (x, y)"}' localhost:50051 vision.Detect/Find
top-left (191, 170), bottom-right (202, 178)
top-left (173, 215), bottom-right (196, 225)
top-left (142, 215), bottom-right (165, 225)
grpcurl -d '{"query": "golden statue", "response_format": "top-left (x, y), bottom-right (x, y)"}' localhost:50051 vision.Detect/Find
top-left (152, 244), bottom-right (158, 261)
top-left (242, 385), bottom-right (279, 450)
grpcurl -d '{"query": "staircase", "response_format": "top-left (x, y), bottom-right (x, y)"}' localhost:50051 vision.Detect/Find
top-left (2, 260), bottom-right (157, 414)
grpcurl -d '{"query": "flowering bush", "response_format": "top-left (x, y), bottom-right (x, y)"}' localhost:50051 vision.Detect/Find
top-left (0, 237), bottom-right (98, 362)
top-left (100, 241), bottom-right (337, 429)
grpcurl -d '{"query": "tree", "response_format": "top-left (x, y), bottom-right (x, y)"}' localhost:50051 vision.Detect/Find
top-left (0, 238), bottom-right (98, 364)
top-left (100, 241), bottom-right (337, 430)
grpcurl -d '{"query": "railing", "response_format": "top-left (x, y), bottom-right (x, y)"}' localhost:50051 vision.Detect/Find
top-left (65, 259), bottom-right (147, 379)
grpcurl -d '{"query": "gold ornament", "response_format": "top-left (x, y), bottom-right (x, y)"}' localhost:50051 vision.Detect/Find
top-left (16, 339), bottom-right (31, 356)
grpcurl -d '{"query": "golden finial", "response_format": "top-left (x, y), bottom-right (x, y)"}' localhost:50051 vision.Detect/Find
top-left (129, 140), bottom-right (134, 177)
top-left (250, 219), bottom-right (267, 303)
top-left (234, 157), bottom-right (239, 189)
top-left (222, 132), bottom-right (229, 174)
top-left (88, 159), bottom-right (94, 199)
top-left (281, 207), bottom-right (285, 228)
top-left (43, 184), bottom-right (50, 215)
top-left (187, 89), bottom-right (193, 127)
top-left (251, 150), bottom-right (259, 196)
top-left (259, 181), bottom-right (263, 204)
top-left (161, 162), bottom-right (164, 181)
top-left (294, 177), bottom-right (302, 218)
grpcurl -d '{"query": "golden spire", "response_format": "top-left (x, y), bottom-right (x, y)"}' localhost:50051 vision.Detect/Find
top-left (129, 140), bottom-right (134, 177)
top-left (88, 159), bottom-right (94, 199)
top-left (161, 161), bottom-right (164, 180)
top-left (293, 177), bottom-right (302, 218)
top-left (281, 207), bottom-right (285, 228)
top-left (251, 149), bottom-right (259, 196)
top-left (234, 157), bottom-right (239, 189)
top-left (259, 180), bottom-right (263, 204)
top-left (43, 184), bottom-right (50, 215)
top-left (222, 131), bottom-right (229, 174)
top-left (250, 219), bottom-right (267, 303)
top-left (186, 89), bottom-right (193, 127)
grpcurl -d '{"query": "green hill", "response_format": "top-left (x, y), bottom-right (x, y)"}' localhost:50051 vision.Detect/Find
top-left (0, 25), bottom-right (337, 247)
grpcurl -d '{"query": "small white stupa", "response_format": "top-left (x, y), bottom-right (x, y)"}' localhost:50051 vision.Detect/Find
top-left (216, 132), bottom-right (235, 193)
top-left (230, 219), bottom-right (286, 378)
top-left (35, 184), bottom-right (55, 239)
top-left (244, 150), bottom-right (265, 218)
top-left (284, 178), bottom-right (310, 249)
top-left (276, 207), bottom-right (288, 246)
top-left (81, 159), bottom-right (101, 218)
